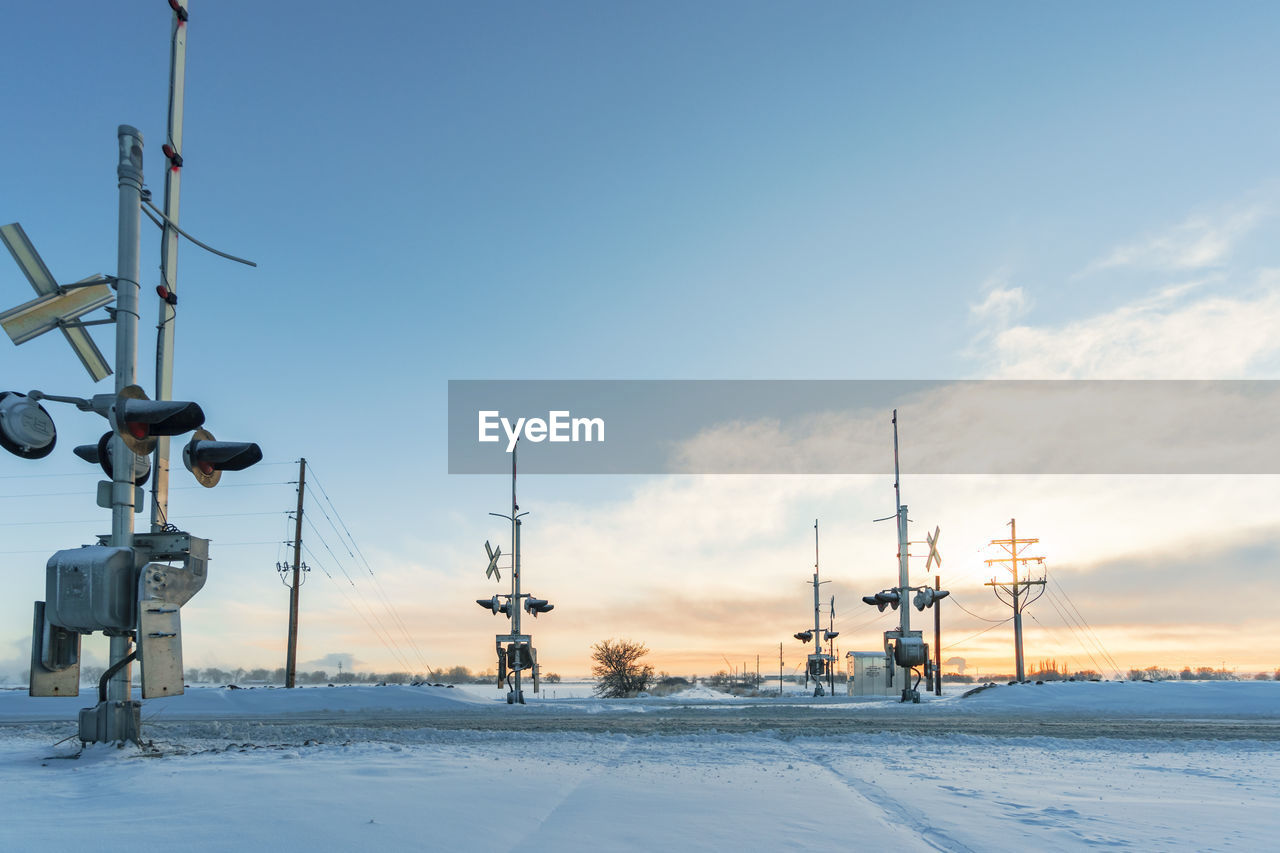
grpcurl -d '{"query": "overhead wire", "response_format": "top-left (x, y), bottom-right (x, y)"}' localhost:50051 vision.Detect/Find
top-left (297, 512), bottom-right (417, 671)
top-left (299, 540), bottom-right (417, 674)
top-left (1044, 564), bottom-right (1123, 676)
top-left (305, 463), bottom-right (435, 676)
top-left (947, 593), bottom-right (1009, 623)
top-left (1037, 587), bottom-right (1107, 675)
top-left (942, 616), bottom-right (1013, 654)
top-left (0, 471), bottom-right (100, 480)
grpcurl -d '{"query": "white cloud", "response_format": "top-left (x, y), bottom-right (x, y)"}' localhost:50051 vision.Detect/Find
top-left (1085, 206), bottom-right (1265, 274)
top-left (981, 270), bottom-right (1280, 379)
top-left (964, 197), bottom-right (1280, 379)
top-left (970, 281), bottom-right (1029, 328)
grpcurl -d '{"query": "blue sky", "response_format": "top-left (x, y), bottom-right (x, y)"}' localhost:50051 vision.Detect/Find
top-left (3, 2), bottom-right (1280, 679)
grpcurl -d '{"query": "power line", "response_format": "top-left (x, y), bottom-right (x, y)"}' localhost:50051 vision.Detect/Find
top-left (942, 617), bottom-right (1013, 654)
top-left (0, 471), bottom-right (99, 480)
top-left (1044, 566), bottom-right (1123, 676)
top-left (300, 541), bottom-right (418, 675)
top-left (1039, 588), bottom-right (1107, 675)
top-left (0, 511), bottom-right (286, 528)
top-left (295, 507), bottom-right (424, 675)
top-left (1028, 607), bottom-right (1106, 678)
top-left (305, 464), bottom-right (435, 676)
top-left (947, 593), bottom-right (1009, 623)
top-left (170, 480), bottom-right (293, 490)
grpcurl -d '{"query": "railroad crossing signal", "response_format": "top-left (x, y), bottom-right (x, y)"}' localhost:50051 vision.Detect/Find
top-left (484, 540), bottom-right (502, 581)
top-left (862, 590), bottom-right (901, 611)
top-left (92, 384), bottom-right (205, 456)
top-left (524, 597), bottom-right (553, 617)
top-left (926, 526), bottom-right (941, 571)
top-left (913, 586), bottom-right (950, 611)
top-left (0, 222), bottom-right (113, 382)
top-left (476, 594), bottom-right (511, 616)
top-left (73, 431), bottom-right (151, 487)
top-left (182, 428), bottom-right (263, 488)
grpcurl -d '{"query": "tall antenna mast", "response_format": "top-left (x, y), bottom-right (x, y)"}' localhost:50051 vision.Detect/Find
top-left (893, 409), bottom-right (902, 516)
top-left (893, 410), bottom-right (910, 638)
top-left (813, 519), bottom-right (821, 651)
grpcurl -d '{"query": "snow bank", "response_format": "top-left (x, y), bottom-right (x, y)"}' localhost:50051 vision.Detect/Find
top-left (0, 683), bottom-right (486, 721)
top-left (952, 679), bottom-right (1280, 717)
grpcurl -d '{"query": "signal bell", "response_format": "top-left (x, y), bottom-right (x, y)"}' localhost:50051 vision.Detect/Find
top-left (0, 391), bottom-right (56, 459)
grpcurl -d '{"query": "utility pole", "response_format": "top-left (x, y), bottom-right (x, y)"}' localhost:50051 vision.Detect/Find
top-left (984, 518), bottom-right (1046, 682)
top-left (778, 642), bottom-right (783, 696)
top-left (284, 457), bottom-right (306, 687)
top-left (150, 0), bottom-right (188, 534)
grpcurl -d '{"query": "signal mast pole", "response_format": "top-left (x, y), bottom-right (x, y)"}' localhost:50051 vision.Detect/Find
top-left (861, 410), bottom-right (944, 704)
top-left (934, 575), bottom-right (943, 696)
top-left (794, 520), bottom-right (833, 695)
top-left (150, 0), bottom-right (188, 533)
top-left (100, 125), bottom-right (146, 741)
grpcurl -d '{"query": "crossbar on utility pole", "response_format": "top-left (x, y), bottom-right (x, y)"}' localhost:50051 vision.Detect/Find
top-left (984, 517), bottom-right (1046, 682)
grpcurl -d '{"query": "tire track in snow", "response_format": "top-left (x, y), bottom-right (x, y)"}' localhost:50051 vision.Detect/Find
top-left (793, 743), bottom-right (977, 853)
top-left (510, 734), bottom-right (635, 852)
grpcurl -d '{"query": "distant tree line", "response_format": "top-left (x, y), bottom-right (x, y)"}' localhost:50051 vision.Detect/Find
top-left (1124, 665), bottom-right (1277, 682)
top-left (173, 664), bottom-right (561, 686)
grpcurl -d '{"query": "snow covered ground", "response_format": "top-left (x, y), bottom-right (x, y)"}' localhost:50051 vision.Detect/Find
top-left (1, 681), bottom-right (1276, 851)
